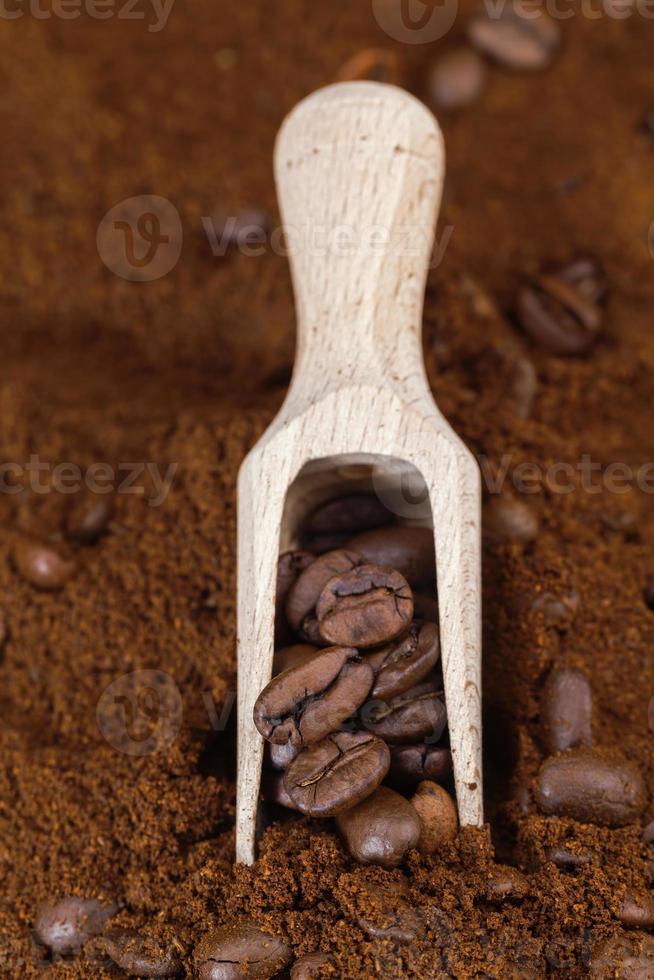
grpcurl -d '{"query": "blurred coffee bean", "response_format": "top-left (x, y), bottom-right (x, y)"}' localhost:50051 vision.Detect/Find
top-left (410, 781), bottom-right (457, 854)
top-left (344, 527), bottom-right (435, 587)
top-left (487, 865), bottom-right (529, 900)
top-left (535, 749), bottom-right (647, 827)
top-left (388, 744), bottom-right (452, 788)
top-left (336, 786), bottom-right (422, 868)
top-left (540, 668), bottom-right (593, 754)
top-left (316, 563), bottom-right (413, 648)
top-left (589, 932), bottom-right (654, 978)
top-left (100, 930), bottom-right (182, 977)
top-left (468, 5), bottom-right (560, 70)
top-left (272, 643), bottom-right (317, 676)
top-left (299, 531), bottom-right (352, 555)
top-left (15, 539), bottom-right (76, 590)
top-left (335, 48), bottom-right (400, 84)
top-left (286, 549), bottom-right (360, 640)
top-left (516, 274), bottom-right (602, 355)
top-left (547, 256), bottom-right (607, 305)
top-left (284, 731), bottom-right (390, 817)
top-left (65, 490), bottom-right (113, 544)
top-left (427, 48), bottom-right (486, 111)
top-left (303, 494), bottom-right (392, 536)
top-left (619, 892), bottom-right (654, 929)
top-left (276, 551), bottom-right (315, 644)
top-left (363, 682), bottom-right (447, 744)
top-left (366, 622), bottom-right (440, 701)
top-left (34, 896), bottom-right (117, 955)
top-left (195, 921), bottom-right (290, 980)
top-left (357, 881), bottom-right (425, 944)
top-left (643, 576), bottom-right (654, 612)
top-left (531, 590), bottom-right (580, 627)
top-left (253, 646), bottom-right (373, 750)
top-left (291, 952), bottom-right (335, 979)
top-left (545, 843), bottom-right (592, 868)
top-left (483, 497), bottom-right (539, 545)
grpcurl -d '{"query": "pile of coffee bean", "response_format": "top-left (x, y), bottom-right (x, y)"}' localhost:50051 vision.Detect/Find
top-left (256, 493), bottom-right (457, 867)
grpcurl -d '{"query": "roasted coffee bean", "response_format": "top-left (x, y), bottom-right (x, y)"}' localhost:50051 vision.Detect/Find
top-left (366, 622), bottom-right (440, 701)
top-left (619, 892), bottom-right (654, 929)
top-left (410, 781), bottom-right (457, 854)
top-left (545, 843), bottom-right (592, 868)
top-left (589, 931), bottom-right (654, 978)
top-left (299, 531), bottom-right (353, 555)
top-left (284, 731), bottom-right (390, 817)
top-left (316, 563), bottom-right (413, 648)
top-left (15, 539), bottom-right (76, 590)
top-left (540, 667), bottom-right (593, 755)
top-left (291, 952), bottom-right (335, 979)
top-left (335, 48), bottom-right (400, 84)
top-left (516, 273), bottom-right (602, 355)
top-left (427, 48), bottom-right (486, 111)
top-left (483, 496), bottom-right (539, 545)
top-left (412, 592), bottom-right (439, 623)
top-left (535, 748), bottom-right (647, 827)
top-left (357, 879), bottom-right (425, 945)
top-left (388, 744), bottom-right (452, 788)
top-left (272, 643), bottom-right (317, 676)
top-left (261, 771), bottom-right (299, 810)
top-left (286, 549), bottom-right (360, 640)
top-left (195, 921), bottom-right (291, 980)
top-left (34, 896), bottom-right (117, 955)
top-left (531, 590), bottom-right (580, 626)
top-left (253, 646), bottom-right (373, 750)
top-left (65, 490), bottom-right (113, 544)
top-left (335, 786), bottom-right (422, 868)
top-left (303, 494), bottom-right (392, 536)
top-left (268, 740), bottom-right (299, 770)
top-left (548, 256), bottom-right (607, 305)
top-left (344, 527), bottom-right (435, 587)
top-left (362, 682), bottom-right (447, 745)
top-left (487, 866), bottom-right (529, 901)
top-left (643, 576), bottom-right (654, 612)
top-left (276, 551), bottom-right (315, 643)
top-left (468, 4), bottom-right (560, 70)
top-left (100, 930), bottom-right (182, 977)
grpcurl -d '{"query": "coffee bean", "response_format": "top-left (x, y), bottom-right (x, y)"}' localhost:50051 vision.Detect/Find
top-left (344, 527), bottom-right (435, 587)
top-left (535, 749), bottom-right (647, 827)
top-left (643, 576), bottom-right (654, 612)
top-left (388, 744), bottom-right (452, 788)
top-left (65, 490), bottom-right (113, 544)
top-left (516, 274), bottom-right (602, 355)
top-left (276, 551), bottom-right (315, 644)
top-left (34, 896), bottom-right (117, 955)
top-left (531, 590), bottom-right (580, 627)
top-left (268, 740), bottom-right (299, 770)
top-left (335, 48), bottom-right (400, 84)
top-left (195, 921), bottom-right (291, 980)
top-left (356, 880), bottom-right (425, 945)
top-left (284, 731), bottom-right (390, 818)
top-left (299, 531), bottom-right (353, 555)
top-left (545, 843), bottom-right (592, 868)
top-left (366, 622), bottom-right (440, 701)
top-left (14, 538), bottom-right (76, 590)
top-left (410, 781), bottom-right (457, 853)
top-left (619, 892), bottom-right (654, 929)
top-left (290, 953), bottom-right (334, 979)
top-left (540, 668), bottom-right (593, 755)
top-left (272, 643), bottom-right (317, 676)
top-left (335, 786), bottom-right (422, 868)
top-left (286, 549), bottom-right (360, 640)
top-left (427, 48), bottom-right (486, 111)
top-left (548, 256), bottom-right (607, 306)
top-left (316, 563), bottom-right (413, 648)
top-left (487, 866), bottom-right (529, 901)
top-left (589, 932), bottom-right (654, 978)
top-left (468, 4), bottom-right (560, 71)
top-left (303, 494), bottom-right (392, 536)
top-left (483, 496), bottom-right (539, 545)
top-left (362, 682), bottom-right (447, 744)
top-left (100, 930), bottom-right (182, 977)
top-left (253, 646), bottom-right (373, 751)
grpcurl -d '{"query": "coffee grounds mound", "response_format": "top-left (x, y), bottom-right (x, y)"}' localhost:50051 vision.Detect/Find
top-left (1, 3), bottom-right (654, 977)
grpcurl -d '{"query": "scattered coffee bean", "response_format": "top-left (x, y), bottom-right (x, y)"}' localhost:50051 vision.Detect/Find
top-left (100, 930), bottom-right (182, 977)
top-left (344, 527), bottom-right (435, 587)
top-left (303, 494), bottom-right (392, 536)
top-left (195, 921), bottom-right (291, 980)
top-left (540, 667), bottom-right (593, 755)
top-left (284, 731), bottom-right (390, 817)
top-left (643, 576), bottom-right (654, 612)
top-left (388, 744), bottom-right (452, 788)
top-left (65, 490), bottom-right (113, 544)
top-left (531, 590), bottom-right (580, 627)
top-left (487, 865), bottom-right (529, 901)
top-left (516, 273), bottom-right (602, 355)
top-left (336, 786), bottom-right (422, 868)
top-left (253, 646), bottom-right (373, 751)
top-left (483, 496), bottom-right (539, 545)
top-left (34, 896), bottom-right (117, 955)
top-left (366, 622), bottom-right (440, 701)
top-left (363, 682), bottom-right (447, 744)
top-left (410, 781), bottom-right (457, 854)
top-left (545, 843), bottom-right (592, 868)
top-left (357, 881), bottom-right (425, 944)
top-left (14, 539), bottom-right (76, 590)
top-left (286, 549), bottom-right (360, 640)
top-left (291, 952), bottom-right (335, 979)
top-left (619, 892), bottom-right (654, 929)
top-left (468, 4), bottom-right (560, 71)
top-left (427, 48), bottom-right (486, 111)
top-left (547, 256), bottom-right (607, 305)
top-left (535, 748), bottom-right (647, 827)
top-left (335, 48), bottom-right (400, 84)
top-left (589, 932), bottom-right (654, 978)
top-left (272, 643), bottom-right (317, 676)
top-left (276, 551), bottom-right (315, 643)
top-left (316, 563), bottom-right (413, 648)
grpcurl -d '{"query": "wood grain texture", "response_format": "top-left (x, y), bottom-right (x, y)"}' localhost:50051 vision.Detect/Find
top-left (236, 82), bottom-right (482, 866)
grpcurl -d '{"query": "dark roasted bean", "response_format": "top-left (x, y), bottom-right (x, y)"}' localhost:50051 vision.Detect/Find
top-left (303, 494), bottom-right (392, 535)
top-left (589, 932), bottom-right (654, 978)
top-left (427, 48), bottom-right (486, 111)
top-left (530, 590), bottom-right (580, 626)
top-left (483, 496), bottom-right (539, 545)
top-left (316, 563), bottom-right (413, 648)
top-left (268, 740), bottom-right (299, 770)
top-left (366, 622), bottom-right (440, 701)
top-left (355, 879), bottom-right (425, 945)
top-left (15, 539), bottom-right (76, 590)
top-left (540, 667), bottom-right (593, 755)
top-left (410, 781), bottom-right (457, 854)
top-left (272, 643), bottom-right (317, 676)
top-left (516, 273), bottom-right (602, 355)
top-left (284, 731), bottom-right (390, 817)
top-left (362, 682), bottom-right (447, 745)
top-left (253, 646), bottom-right (373, 751)
top-left (335, 786), bottom-right (421, 868)
top-left (545, 843), bottom-right (592, 868)
top-left (100, 930), bottom-right (182, 977)
top-left (34, 897), bottom-right (117, 955)
top-left (388, 744), bottom-right (453, 788)
top-left (535, 748), bottom-right (647, 827)
top-left (276, 551), bottom-right (315, 644)
top-left (468, 4), bottom-right (560, 70)
top-left (619, 893), bottom-right (654, 929)
top-left (487, 866), bottom-right (529, 901)
top-left (547, 256), bottom-right (607, 305)
top-left (291, 952), bottom-right (335, 979)
top-left (65, 490), bottom-right (113, 544)
top-left (344, 527), bottom-right (435, 587)
top-left (195, 921), bottom-right (291, 980)
top-left (286, 549), bottom-right (360, 639)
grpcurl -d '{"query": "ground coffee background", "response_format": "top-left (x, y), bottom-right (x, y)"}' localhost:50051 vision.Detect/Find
top-left (1, 2), bottom-right (654, 976)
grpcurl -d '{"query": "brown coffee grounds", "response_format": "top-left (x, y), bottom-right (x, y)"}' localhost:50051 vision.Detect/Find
top-left (1, 2), bottom-right (654, 977)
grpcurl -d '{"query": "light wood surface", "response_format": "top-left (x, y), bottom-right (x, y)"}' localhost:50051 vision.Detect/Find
top-left (236, 81), bottom-right (482, 865)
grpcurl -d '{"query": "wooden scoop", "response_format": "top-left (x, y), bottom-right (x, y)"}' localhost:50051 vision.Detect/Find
top-left (236, 81), bottom-right (482, 865)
